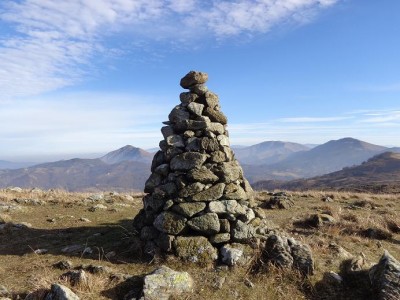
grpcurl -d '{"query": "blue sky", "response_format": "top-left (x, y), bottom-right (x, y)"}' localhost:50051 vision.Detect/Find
top-left (0, 0), bottom-right (399, 161)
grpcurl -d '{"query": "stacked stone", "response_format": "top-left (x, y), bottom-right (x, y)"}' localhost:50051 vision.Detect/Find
top-left (133, 71), bottom-right (256, 260)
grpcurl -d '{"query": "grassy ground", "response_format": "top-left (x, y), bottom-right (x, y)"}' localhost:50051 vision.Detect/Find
top-left (0, 188), bottom-right (399, 299)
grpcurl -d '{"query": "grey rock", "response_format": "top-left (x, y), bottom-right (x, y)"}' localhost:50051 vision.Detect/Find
top-left (202, 91), bottom-right (220, 109)
top-left (163, 200), bottom-right (174, 210)
top-left (157, 182), bottom-right (177, 197)
top-left (207, 122), bottom-right (225, 135)
top-left (173, 236), bottom-right (218, 263)
top-left (170, 152), bottom-right (207, 171)
top-left (168, 105), bottom-right (190, 123)
top-left (192, 183), bottom-right (225, 202)
top-left (180, 92), bottom-right (199, 104)
top-left (310, 213), bottom-right (336, 227)
top-left (172, 202), bottom-right (206, 218)
top-left (144, 173), bottom-right (163, 193)
top-left (44, 284), bottom-right (80, 300)
top-left (263, 235), bottom-right (293, 269)
top-left (201, 137), bottom-right (219, 152)
top-left (153, 212), bottom-right (187, 235)
top-left (220, 244), bottom-right (244, 266)
top-left (187, 167), bottom-right (219, 183)
top-left (217, 135), bottom-right (229, 146)
top-left (185, 137), bottom-right (201, 152)
top-left (369, 251), bottom-right (400, 300)
top-left (187, 213), bottom-right (220, 235)
top-left (161, 126), bottom-right (174, 139)
top-left (180, 71), bottom-right (208, 88)
top-left (187, 102), bottom-right (204, 116)
top-left (151, 151), bottom-right (166, 172)
top-left (143, 266), bottom-right (193, 300)
top-left (210, 151), bottom-right (227, 163)
top-left (204, 107), bottom-right (227, 125)
top-left (178, 182), bottom-right (205, 198)
top-left (154, 164), bottom-right (169, 176)
top-left (266, 195), bottom-right (294, 209)
top-left (166, 135), bottom-right (185, 148)
top-left (189, 84), bottom-right (208, 96)
top-left (210, 233), bottom-right (231, 244)
top-left (224, 183), bottom-right (248, 200)
top-left (60, 270), bottom-right (88, 286)
top-left (289, 239), bottom-right (314, 275)
top-left (231, 220), bottom-right (256, 242)
top-left (53, 260), bottom-right (73, 270)
top-left (164, 146), bottom-right (184, 161)
top-left (143, 194), bottom-right (165, 212)
top-left (209, 200), bottom-right (246, 215)
top-left (215, 161), bottom-right (243, 183)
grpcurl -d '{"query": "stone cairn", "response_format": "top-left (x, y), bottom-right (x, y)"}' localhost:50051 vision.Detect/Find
top-left (133, 71), bottom-right (259, 263)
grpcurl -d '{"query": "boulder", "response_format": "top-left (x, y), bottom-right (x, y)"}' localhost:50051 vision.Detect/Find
top-left (143, 266), bottom-right (193, 300)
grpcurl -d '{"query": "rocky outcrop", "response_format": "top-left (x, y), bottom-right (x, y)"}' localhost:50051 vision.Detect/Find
top-left (133, 71), bottom-right (256, 262)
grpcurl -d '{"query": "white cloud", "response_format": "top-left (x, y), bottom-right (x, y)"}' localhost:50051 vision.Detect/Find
top-left (0, 0), bottom-right (339, 100)
top-left (0, 92), bottom-right (168, 159)
top-left (278, 116), bottom-right (351, 122)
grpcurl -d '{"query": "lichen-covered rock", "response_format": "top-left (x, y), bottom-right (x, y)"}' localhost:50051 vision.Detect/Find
top-left (263, 235), bottom-right (294, 269)
top-left (187, 167), bottom-right (219, 183)
top-left (191, 183), bottom-right (225, 202)
top-left (153, 212), bottom-right (187, 235)
top-left (142, 266), bottom-right (193, 300)
top-left (173, 236), bottom-right (218, 264)
top-left (220, 244), bottom-right (244, 266)
top-left (288, 238), bottom-right (314, 275)
top-left (369, 251), bottom-right (400, 300)
top-left (231, 220), bottom-right (256, 242)
top-left (187, 213), bottom-right (220, 235)
top-left (170, 152), bottom-right (207, 171)
top-left (172, 202), bottom-right (206, 218)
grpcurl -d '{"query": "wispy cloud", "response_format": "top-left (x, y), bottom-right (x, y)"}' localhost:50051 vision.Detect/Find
top-left (0, 0), bottom-right (339, 99)
top-left (278, 116), bottom-right (351, 123)
top-left (229, 108), bottom-right (400, 146)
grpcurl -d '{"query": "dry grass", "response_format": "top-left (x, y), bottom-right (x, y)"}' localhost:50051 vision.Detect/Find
top-left (0, 188), bottom-right (399, 299)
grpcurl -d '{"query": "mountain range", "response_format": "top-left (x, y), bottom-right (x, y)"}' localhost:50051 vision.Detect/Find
top-left (0, 138), bottom-right (399, 192)
top-left (253, 152), bottom-right (400, 193)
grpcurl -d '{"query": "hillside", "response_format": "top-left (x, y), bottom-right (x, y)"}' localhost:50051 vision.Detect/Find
top-left (233, 141), bottom-right (309, 165)
top-left (253, 152), bottom-right (400, 193)
top-left (0, 158), bottom-right (150, 192)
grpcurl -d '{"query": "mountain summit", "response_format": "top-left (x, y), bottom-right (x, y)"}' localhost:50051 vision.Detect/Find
top-left (100, 145), bottom-right (152, 164)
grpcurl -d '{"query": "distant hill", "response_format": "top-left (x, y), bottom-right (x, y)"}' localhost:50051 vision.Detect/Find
top-left (253, 152), bottom-right (400, 193)
top-left (234, 141), bottom-right (309, 165)
top-left (0, 147), bottom-right (152, 192)
top-left (100, 145), bottom-right (153, 164)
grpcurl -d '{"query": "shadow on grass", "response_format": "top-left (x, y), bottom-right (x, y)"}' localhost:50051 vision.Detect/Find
top-left (0, 218), bottom-right (147, 264)
top-left (312, 258), bottom-right (374, 300)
